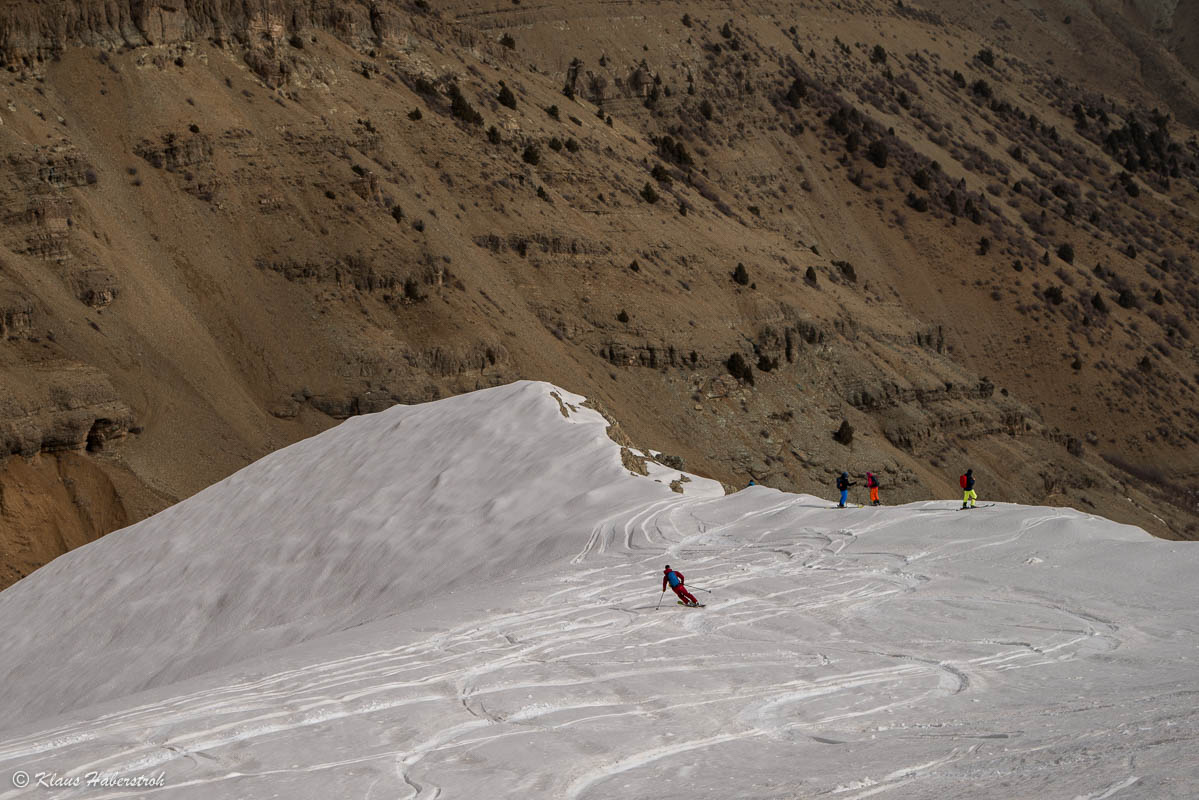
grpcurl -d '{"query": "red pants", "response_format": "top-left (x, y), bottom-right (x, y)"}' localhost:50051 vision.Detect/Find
top-left (673, 586), bottom-right (698, 605)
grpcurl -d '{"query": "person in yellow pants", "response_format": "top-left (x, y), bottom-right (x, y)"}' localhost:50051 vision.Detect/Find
top-left (960, 468), bottom-right (977, 509)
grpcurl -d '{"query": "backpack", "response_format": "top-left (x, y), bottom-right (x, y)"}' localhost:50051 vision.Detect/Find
top-left (836, 476), bottom-right (847, 490)
top-left (959, 474), bottom-right (968, 489)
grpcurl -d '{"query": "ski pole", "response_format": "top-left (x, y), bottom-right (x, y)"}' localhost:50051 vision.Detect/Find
top-left (686, 586), bottom-right (713, 594)
top-left (656, 590), bottom-right (665, 610)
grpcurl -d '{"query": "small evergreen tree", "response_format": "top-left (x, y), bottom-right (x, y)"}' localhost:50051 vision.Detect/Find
top-left (497, 83), bottom-right (517, 109)
top-left (726, 353), bottom-right (754, 385)
top-left (833, 420), bottom-right (854, 445)
top-left (867, 140), bottom-right (888, 168)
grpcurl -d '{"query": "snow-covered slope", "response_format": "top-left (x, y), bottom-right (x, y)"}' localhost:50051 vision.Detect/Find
top-left (0, 382), bottom-right (717, 726)
top-left (0, 381), bottom-right (1196, 799)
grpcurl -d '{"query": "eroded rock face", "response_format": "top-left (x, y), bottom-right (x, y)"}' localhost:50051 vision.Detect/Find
top-left (0, 0), bottom-right (386, 71)
top-left (70, 268), bottom-right (119, 308)
top-left (0, 362), bottom-right (133, 457)
top-left (0, 292), bottom-right (34, 340)
top-left (0, 451), bottom-right (130, 589)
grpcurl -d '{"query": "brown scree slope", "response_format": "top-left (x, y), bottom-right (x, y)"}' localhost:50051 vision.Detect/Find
top-left (1, 0), bottom-right (1197, 586)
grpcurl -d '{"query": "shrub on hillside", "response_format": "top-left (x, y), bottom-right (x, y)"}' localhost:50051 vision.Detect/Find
top-left (448, 85), bottom-right (483, 125)
top-left (1057, 243), bottom-right (1075, 263)
top-left (655, 135), bottom-right (694, 167)
top-left (497, 83), bottom-right (516, 109)
top-left (522, 144), bottom-right (541, 165)
top-left (784, 78), bottom-right (806, 107)
top-left (833, 420), bottom-right (854, 445)
top-left (867, 140), bottom-right (888, 168)
top-left (640, 182), bottom-right (659, 203)
top-left (732, 263), bottom-right (750, 285)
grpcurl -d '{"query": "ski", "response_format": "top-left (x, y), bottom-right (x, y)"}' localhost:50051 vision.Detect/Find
top-left (678, 601), bottom-right (705, 608)
top-left (957, 503), bottom-right (996, 510)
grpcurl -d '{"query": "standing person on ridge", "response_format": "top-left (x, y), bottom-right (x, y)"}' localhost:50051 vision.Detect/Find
top-left (866, 472), bottom-right (880, 506)
top-left (836, 471), bottom-right (855, 508)
top-left (960, 468), bottom-right (977, 509)
top-left (663, 565), bottom-right (699, 606)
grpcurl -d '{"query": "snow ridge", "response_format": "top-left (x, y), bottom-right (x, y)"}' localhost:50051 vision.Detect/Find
top-left (0, 382), bottom-right (1195, 799)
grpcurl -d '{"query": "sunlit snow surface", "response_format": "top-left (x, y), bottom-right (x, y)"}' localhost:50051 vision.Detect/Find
top-left (1, 381), bottom-right (1196, 799)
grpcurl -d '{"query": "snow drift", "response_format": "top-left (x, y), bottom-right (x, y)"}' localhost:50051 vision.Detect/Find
top-left (0, 382), bottom-right (718, 726)
top-left (1, 381), bottom-right (1196, 799)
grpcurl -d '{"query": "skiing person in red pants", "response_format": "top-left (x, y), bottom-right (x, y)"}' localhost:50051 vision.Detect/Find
top-left (663, 565), bottom-right (699, 606)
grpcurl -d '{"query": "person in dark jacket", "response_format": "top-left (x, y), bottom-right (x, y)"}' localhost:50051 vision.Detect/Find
top-left (836, 472), bottom-right (855, 508)
top-left (960, 469), bottom-right (977, 509)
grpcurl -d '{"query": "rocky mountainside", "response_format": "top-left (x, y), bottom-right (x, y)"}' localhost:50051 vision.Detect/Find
top-left (1, 0), bottom-right (1196, 585)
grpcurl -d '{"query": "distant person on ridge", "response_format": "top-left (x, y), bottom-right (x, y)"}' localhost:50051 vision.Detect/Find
top-left (960, 469), bottom-right (977, 509)
top-left (663, 565), bottom-right (699, 606)
top-left (836, 471), bottom-right (855, 508)
top-left (866, 472), bottom-right (880, 506)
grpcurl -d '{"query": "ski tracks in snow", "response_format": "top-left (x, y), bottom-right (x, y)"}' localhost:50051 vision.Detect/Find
top-left (0, 497), bottom-right (1186, 799)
